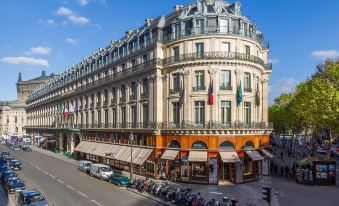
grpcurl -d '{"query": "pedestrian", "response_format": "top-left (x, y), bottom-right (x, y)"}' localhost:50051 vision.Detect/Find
top-left (280, 166), bottom-right (284, 177)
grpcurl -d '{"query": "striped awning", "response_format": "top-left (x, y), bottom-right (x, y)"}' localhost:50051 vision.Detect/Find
top-left (245, 150), bottom-right (265, 161)
top-left (74, 141), bottom-right (87, 153)
top-left (188, 151), bottom-right (207, 162)
top-left (161, 150), bottom-right (179, 160)
top-left (261, 149), bottom-right (274, 159)
top-left (219, 151), bottom-right (240, 163)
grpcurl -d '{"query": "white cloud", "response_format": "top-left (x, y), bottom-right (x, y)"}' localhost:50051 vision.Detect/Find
top-left (25, 47), bottom-right (51, 56)
top-left (311, 50), bottom-right (339, 60)
top-left (55, 7), bottom-right (90, 25)
top-left (269, 78), bottom-right (298, 95)
top-left (66, 38), bottom-right (79, 45)
top-left (47, 19), bottom-right (56, 26)
top-left (1, 57), bottom-right (49, 67)
top-left (78, 0), bottom-right (90, 6)
top-left (56, 7), bottom-right (73, 16)
top-left (68, 14), bottom-right (90, 25)
top-left (268, 58), bottom-right (280, 64)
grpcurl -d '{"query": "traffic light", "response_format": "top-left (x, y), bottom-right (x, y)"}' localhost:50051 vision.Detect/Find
top-left (262, 186), bottom-right (271, 205)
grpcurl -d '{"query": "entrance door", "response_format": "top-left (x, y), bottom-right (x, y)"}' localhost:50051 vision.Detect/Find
top-left (209, 157), bottom-right (218, 184)
top-left (224, 163), bottom-right (231, 180)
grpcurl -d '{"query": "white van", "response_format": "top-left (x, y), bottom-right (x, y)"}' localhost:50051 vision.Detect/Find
top-left (90, 164), bottom-right (113, 180)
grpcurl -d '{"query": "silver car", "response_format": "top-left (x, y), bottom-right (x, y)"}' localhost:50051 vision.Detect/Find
top-left (78, 160), bottom-right (92, 174)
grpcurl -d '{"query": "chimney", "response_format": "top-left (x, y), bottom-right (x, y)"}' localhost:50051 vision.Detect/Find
top-left (18, 72), bottom-right (22, 82)
top-left (41, 70), bottom-right (46, 77)
top-left (145, 18), bottom-right (153, 25)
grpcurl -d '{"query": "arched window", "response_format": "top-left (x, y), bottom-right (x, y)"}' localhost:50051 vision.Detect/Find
top-left (168, 140), bottom-right (181, 148)
top-left (219, 141), bottom-right (235, 150)
top-left (244, 141), bottom-right (254, 149)
top-left (191, 141), bottom-right (208, 149)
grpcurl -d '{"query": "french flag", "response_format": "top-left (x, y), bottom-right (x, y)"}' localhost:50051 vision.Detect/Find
top-left (208, 80), bottom-right (214, 105)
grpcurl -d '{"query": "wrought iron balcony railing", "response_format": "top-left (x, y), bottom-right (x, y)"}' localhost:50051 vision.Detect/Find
top-left (163, 52), bottom-right (268, 70)
top-left (170, 87), bottom-right (182, 93)
top-left (220, 85), bottom-right (232, 91)
top-left (244, 88), bottom-right (252, 93)
top-left (25, 121), bottom-right (273, 130)
top-left (193, 86), bottom-right (206, 91)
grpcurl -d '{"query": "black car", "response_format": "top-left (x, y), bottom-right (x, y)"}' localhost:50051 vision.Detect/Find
top-left (1, 151), bottom-right (10, 158)
top-left (9, 159), bottom-right (22, 170)
top-left (7, 178), bottom-right (26, 194)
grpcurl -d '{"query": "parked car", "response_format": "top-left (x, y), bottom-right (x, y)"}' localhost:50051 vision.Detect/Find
top-left (316, 147), bottom-right (327, 155)
top-left (1, 151), bottom-right (10, 158)
top-left (1, 170), bottom-right (17, 183)
top-left (13, 145), bottom-right (21, 151)
top-left (0, 166), bottom-right (11, 177)
top-left (90, 164), bottom-right (113, 180)
top-left (16, 189), bottom-right (48, 206)
top-left (7, 178), bottom-right (26, 194)
top-left (4, 157), bottom-right (14, 166)
top-left (108, 171), bottom-right (130, 187)
top-left (78, 160), bottom-right (92, 174)
top-left (9, 159), bottom-right (22, 170)
top-left (0, 158), bottom-right (7, 166)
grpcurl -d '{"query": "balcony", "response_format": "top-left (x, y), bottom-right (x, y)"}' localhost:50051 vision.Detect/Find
top-left (120, 97), bottom-right (126, 103)
top-left (163, 27), bottom-right (264, 45)
top-left (220, 85), bottom-right (232, 91)
top-left (244, 88), bottom-right (252, 93)
top-left (163, 52), bottom-right (268, 70)
top-left (140, 92), bottom-right (149, 98)
top-left (129, 95), bottom-right (136, 101)
top-left (193, 86), bottom-right (206, 91)
top-left (103, 100), bottom-right (108, 106)
top-left (96, 101), bottom-right (101, 107)
top-left (170, 87), bottom-right (182, 93)
top-left (111, 99), bottom-right (117, 105)
top-left (90, 103), bottom-right (94, 108)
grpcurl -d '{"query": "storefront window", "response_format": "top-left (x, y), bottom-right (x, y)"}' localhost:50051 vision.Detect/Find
top-left (192, 163), bottom-right (207, 177)
top-left (219, 141), bottom-right (235, 150)
top-left (191, 141), bottom-right (207, 149)
top-left (146, 161), bottom-right (155, 175)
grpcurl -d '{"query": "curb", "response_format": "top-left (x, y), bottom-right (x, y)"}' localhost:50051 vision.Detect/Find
top-left (125, 188), bottom-right (173, 206)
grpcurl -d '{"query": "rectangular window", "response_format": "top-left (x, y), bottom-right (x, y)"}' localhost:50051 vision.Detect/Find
top-left (130, 82), bottom-right (136, 99)
top-left (221, 101), bottom-right (231, 123)
top-left (245, 45), bottom-right (250, 55)
top-left (104, 110), bottom-right (108, 127)
top-left (194, 101), bottom-right (205, 124)
top-left (243, 22), bottom-right (248, 36)
top-left (220, 70), bottom-right (231, 90)
top-left (196, 19), bottom-right (205, 34)
top-left (112, 109), bottom-right (117, 126)
top-left (142, 78), bottom-right (148, 96)
top-left (196, 43), bottom-right (204, 53)
top-left (244, 72), bottom-right (252, 92)
top-left (120, 85), bottom-right (126, 101)
top-left (220, 19), bottom-right (229, 33)
top-left (97, 110), bottom-right (101, 126)
top-left (172, 102), bottom-right (180, 125)
top-left (194, 71), bottom-right (205, 90)
top-left (121, 107), bottom-right (126, 126)
top-left (142, 104), bottom-right (149, 127)
top-left (91, 111), bottom-right (94, 126)
top-left (131, 106), bottom-right (137, 127)
top-left (173, 47), bottom-right (180, 61)
top-left (173, 23), bottom-right (181, 39)
top-left (172, 73), bottom-right (181, 92)
top-left (244, 102), bottom-right (251, 124)
top-left (221, 42), bottom-right (230, 53)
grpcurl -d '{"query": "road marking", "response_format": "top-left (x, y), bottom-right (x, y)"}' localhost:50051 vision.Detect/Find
top-left (210, 192), bottom-right (223, 195)
top-left (91, 200), bottom-right (103, 206)
top-left (66, 184), bottom-right (74, 190)
top-left (35, 166), bottom-right (41, 170)
top-left (57, 179), bottom-right (64, 184)
top-left (41, 170), bottom-right (48, 175)
top-left (77, 191), bottom-right (88, 198)
top-left (49, 174), bottom-right (56, 179)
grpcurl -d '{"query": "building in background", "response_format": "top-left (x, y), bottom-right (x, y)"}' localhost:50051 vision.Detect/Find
top-left (0, 71), bottom-right (51, 139)
top-left (25, 0), bottom-right (273, 184)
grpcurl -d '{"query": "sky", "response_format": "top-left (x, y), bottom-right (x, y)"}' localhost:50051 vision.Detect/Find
top-left (0, 0), bottom-right (339, 103)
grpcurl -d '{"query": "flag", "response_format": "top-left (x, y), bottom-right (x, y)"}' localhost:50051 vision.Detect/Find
top-left (56, 104), bottom-right (61, 114)
top-left (236, 81), bottom-right (243, 106)
top-left (208, 80), bottom-right (214, 105)
top-left (63, 104), bottom-right (69, 117)
top-left (70, 104), bottom-right (75, 114)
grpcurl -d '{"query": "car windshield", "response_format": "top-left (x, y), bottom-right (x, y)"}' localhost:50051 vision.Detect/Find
top-left (10, 179), bottom-right (23, 185)
top-left (100, 167), bottom-right (112, 172)
top-left (84, 163), bottom-right (91, 167)
top-left (23, 193), bottom-right (45, 204)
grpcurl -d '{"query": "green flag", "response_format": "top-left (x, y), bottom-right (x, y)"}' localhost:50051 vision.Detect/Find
top-left (237, 81), bottom-right (243, 106)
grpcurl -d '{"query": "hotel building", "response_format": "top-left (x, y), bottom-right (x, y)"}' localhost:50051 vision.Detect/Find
top-left (26, 0), bottom-right (273, 184)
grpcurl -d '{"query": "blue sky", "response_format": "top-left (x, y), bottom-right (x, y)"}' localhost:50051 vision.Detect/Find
top-left (0, 0), bottom-right (339, 103)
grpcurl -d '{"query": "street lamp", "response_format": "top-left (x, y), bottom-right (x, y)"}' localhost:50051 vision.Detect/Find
top-left (129, 132), bottom-right (134, 180)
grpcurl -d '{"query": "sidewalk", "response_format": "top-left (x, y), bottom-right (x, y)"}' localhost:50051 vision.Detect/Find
top-left (32, 146), bottom-right (78, 165)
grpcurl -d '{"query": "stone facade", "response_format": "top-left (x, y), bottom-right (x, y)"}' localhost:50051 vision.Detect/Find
top-left (25, 0), bottom-right (273, 184)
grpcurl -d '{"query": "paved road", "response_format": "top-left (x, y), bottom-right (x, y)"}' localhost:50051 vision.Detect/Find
top-left (0, 145), bottom-right (160, 206)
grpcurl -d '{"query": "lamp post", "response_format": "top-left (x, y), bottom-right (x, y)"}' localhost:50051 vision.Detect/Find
top-left (129, 132), bottom-right (134, 180)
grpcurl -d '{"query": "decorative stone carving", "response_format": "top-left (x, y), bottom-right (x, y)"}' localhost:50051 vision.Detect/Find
top-left (182, 68), bottom-right (190, 76)
top-left (208, 66), bottom-right (217, 76)
top-left (261, 77), bottom-right (269, 84)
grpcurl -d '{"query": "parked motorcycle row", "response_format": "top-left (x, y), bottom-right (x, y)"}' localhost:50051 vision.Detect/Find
top-left (127, 178), bottom-right (238, 206)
